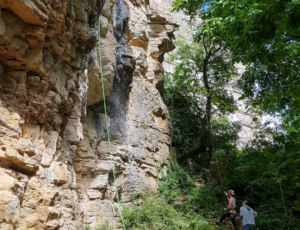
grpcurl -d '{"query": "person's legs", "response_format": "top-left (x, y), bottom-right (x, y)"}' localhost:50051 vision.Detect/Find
top-left (230, 214), bottom-right (239, 230)
top-left (242, 225), bottom-right (253, 230)
top-left (220, 212), bottom-right (230, 223)
top-left (215, 212), bottom-right (230, 225)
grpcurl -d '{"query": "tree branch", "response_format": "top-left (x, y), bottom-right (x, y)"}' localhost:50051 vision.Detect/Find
top-left (202, 35), bottom-right (208, 56)
top-left (212, 46), bottom-right (222, 55)
top-left (177, 143), bottom-right (207, 162)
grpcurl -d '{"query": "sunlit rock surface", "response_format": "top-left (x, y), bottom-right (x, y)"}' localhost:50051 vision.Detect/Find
top-left (0, 0), bottom-right (175, 229)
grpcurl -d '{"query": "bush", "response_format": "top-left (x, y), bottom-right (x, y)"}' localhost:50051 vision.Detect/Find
top-left (123, 196), bottom-right (189, 230)
top-left (123, 195), bottom-right (217, 230)
top-left (189, 217), bottom-right (216, 230)
top-left (158, 163), bottom-right (224, 219)
top-left (158, 163), bottom-right (194, 203)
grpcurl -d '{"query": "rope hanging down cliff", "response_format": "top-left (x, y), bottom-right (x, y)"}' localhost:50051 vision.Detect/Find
top-left (97, 16), bottom-right (126, 230)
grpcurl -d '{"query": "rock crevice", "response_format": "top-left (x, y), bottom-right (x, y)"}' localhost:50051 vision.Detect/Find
top-left (0, 0), bottom-right (175, 229)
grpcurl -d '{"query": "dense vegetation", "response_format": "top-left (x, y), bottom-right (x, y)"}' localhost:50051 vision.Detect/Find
top-left (171, 0), bottom-right (300, 199)
top-left (123, 195), bottom-right (215, 230)
top-left (117, 1), bottom-right (300, 230)
top-left (163, 33), bottom-right (238, 166)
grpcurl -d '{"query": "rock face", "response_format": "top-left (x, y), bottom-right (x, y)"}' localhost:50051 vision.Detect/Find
top-left (0, 0), bottom-right (175, 229)
top-left (227, 66), bottom-right (260, 148)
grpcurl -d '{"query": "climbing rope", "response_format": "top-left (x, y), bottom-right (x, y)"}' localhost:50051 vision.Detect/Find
top-left (97, 16), bottom-right (126, 230)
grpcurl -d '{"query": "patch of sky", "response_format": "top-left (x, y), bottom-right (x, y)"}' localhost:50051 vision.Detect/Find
top-left (200, 1), bottom-right (212, 11)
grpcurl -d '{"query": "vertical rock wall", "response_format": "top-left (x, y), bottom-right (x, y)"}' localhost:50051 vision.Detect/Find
top-left (0, 0), bottom-right (176, 229)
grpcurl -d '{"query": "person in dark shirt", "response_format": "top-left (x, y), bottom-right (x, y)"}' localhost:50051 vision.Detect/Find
top-left (215, 190), bottom-right (239, 230)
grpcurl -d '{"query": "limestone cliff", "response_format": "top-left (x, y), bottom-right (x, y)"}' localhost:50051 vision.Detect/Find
top-left (0, 0), bottom-right (176, 229)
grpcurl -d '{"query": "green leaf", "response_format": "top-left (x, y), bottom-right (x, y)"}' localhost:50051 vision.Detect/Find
top-left (279, 78), bottom-right (286, 82)
top-left (278, 161), bottom-right (287, 168)
top-left (259, 65), bottom-right (268, 71)
top-left (211, 97), bottom-right (218, 103)
top-left (276, 176), bottom-right (286, 183)
top-left (295, 205), bottom-right (300, 211)
top-left (225, 73), bottom-right (231, 78)
top-left (238, 95), bottom-right (246, 100)
top-left (287, 158), bottom-right (293, 163)
top-left (293, 158), bottom-right (300, 164)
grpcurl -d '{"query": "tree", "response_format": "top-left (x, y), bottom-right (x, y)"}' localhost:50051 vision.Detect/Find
top-left (172, 0), bottom-right (300, 219)
top-left (171, 1), bottom-right (300, 163)
top-left (172, 0), bottom-right (300, 125)
top-left (164, 34), bottom-right (238, 166)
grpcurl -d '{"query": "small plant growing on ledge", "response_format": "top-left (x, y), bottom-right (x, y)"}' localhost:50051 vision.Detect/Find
top-left (95, 222), bottom-right (114, 230)
top-left (140, 124), bottom-right (148, 130)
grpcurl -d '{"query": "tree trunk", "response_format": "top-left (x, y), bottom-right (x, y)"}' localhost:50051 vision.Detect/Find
top-left (202, 56), bottom-right (213, 168)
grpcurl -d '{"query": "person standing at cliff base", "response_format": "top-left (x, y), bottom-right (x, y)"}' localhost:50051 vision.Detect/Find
top-left (215, 190), bottom-right (239, 230)
top-left (240, 200), bottom-right (257, 230)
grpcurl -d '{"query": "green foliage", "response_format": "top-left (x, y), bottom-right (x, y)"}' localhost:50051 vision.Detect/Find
top-left (226, 146), bottom-right (299, 229)
top-left (189, 218), bottom-right (216, 230)
top-left (165, 36), bottom-right (237, 115)
top-left (170, 1), bottom-right (300, 228)
top-left (263, 128), bottom-right (300, 212)
top-left (158, 163), bottom-right (194, 203)
top-left (206, 127), bottom-right (299, 229)
top-left (123, 195), bottom-right (189, 230)
top-left (157, 139), bottom-right (300, 229)
top-left (172, 0), bottom-right (300, 183)
top-left (95, 223), bottom-right (114, 230)
top-left (210, 116), bottom-right (241, 151)
top-left (158, 163), bottom-right (224, 219)
top-left (163, 35), bottom-right (239, 159)
top-left (123, 194), bottom-right (217, 230)
top-left (140, 124), bottom-right (148, 130)
top-left (163, 87), bottom-right (204, 155)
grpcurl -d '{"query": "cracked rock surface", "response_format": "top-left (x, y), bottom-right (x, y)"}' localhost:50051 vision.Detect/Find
top-left (0, 0), bottom-right (175, 229)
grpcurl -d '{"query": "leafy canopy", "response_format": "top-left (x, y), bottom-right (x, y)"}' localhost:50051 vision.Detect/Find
top-left (172, 0), bottom-right (300, 205)
top-left (173, 0), bottom-right (300, 123)
top-left (168, 0), bottom-right (300, 227)
top-left (164, 33), bottom-right (240, 163)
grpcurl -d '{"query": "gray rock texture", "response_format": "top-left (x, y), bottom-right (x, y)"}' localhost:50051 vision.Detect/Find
top-left (0, 0), bottom-right (175, 229)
